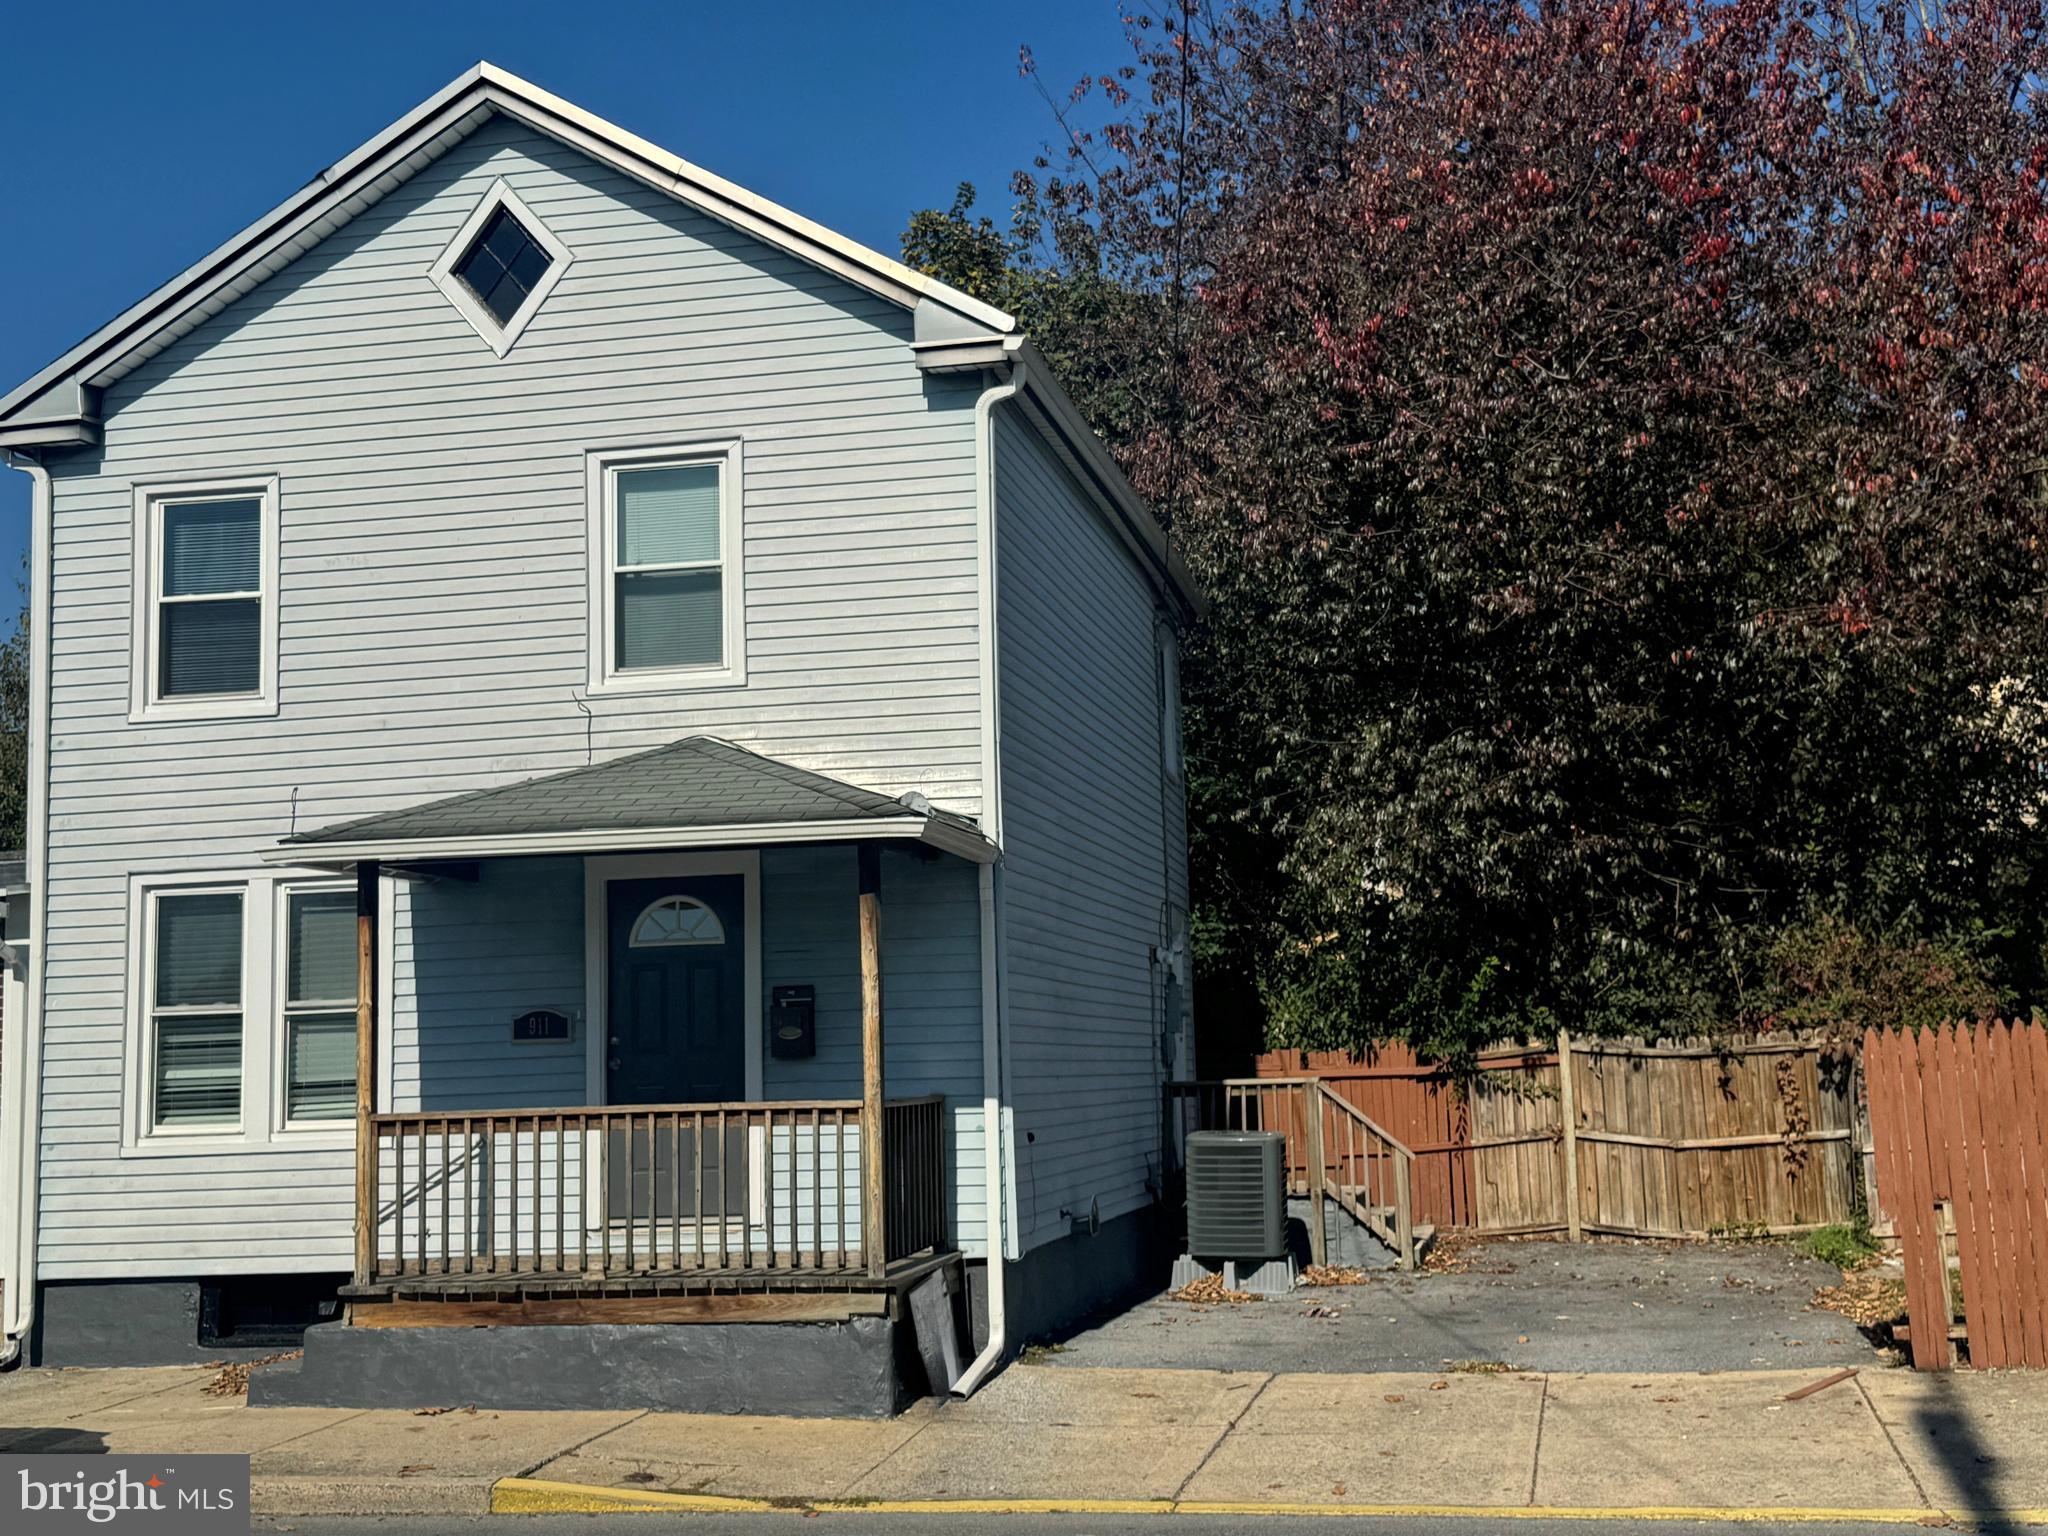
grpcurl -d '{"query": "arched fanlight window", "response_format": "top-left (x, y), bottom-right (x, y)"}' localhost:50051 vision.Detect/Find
top-left (629, 895), bottom-right (725, 947)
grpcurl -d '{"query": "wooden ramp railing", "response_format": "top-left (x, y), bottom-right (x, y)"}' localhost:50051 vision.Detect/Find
top-left (1164, 1078), bottom-right (1425, 1269)
top-left (1319, 1089), bottom-right (1421, 1267)
top-left (362, 1096), bottom-right (950, 1285)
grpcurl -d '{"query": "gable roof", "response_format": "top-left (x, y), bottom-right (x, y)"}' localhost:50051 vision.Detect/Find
top-left (0, 63), bottom-right (1200, 616)
top-left (0, 63), bottom-right (1013, 441)
top-left (269, 736), bottom-right (997, 866)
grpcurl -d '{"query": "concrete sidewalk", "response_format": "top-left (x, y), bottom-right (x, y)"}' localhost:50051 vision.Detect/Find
top-left (3, 1360), bottom-right (2045, 1523)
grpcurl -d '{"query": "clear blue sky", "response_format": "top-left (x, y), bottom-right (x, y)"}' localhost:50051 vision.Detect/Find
top-left (0, 0), bottom-right (1131, 620)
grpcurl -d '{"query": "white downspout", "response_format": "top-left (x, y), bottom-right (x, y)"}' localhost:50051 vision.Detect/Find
top-left (952, 362), bottom-right (1023, 1398)
top-left (1, 452), bottom-right (53, 1368)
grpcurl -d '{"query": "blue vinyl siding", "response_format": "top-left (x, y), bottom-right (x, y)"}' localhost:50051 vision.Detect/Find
top-left (34, 111), bottom-right (984, 1277)
top-left (994, 409), bottom-right (1178, 1252)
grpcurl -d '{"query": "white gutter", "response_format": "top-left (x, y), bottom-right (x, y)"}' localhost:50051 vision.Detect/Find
top-left (1, 453), bottom-right (52, 1367)
top-left (952, 366), bottom-right (1024, 1398)
top-left (954, 860), bottom-right (1009, 1398)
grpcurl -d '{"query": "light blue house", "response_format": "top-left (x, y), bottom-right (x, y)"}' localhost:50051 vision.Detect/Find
top-left (0, 64), bottom-right (1197, 1414)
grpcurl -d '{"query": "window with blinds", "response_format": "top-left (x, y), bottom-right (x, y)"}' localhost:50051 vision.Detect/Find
top-left (135, 479), bottom-right (275, 720)
top-left (159, 497), bottom-right (262, 697)
top-left (612, 461), bottom-right (724, 671)
top-left (283, 888), bottom-right (358, 1124)
top-left (151, 891), bottom-right (244, 1130)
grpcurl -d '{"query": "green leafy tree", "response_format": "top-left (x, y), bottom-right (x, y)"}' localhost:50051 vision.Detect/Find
top-left (936, 0), bottom-right (2048, 1063)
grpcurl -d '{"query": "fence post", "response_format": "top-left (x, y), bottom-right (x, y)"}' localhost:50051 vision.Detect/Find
top-left (1303, 1079), bottom-right (1328, 1268)
top-left (1557, 1028), bottom-right (1583, 1242)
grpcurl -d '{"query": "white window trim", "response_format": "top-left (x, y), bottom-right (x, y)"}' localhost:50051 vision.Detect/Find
top-left (585, 439), bottom-right (747, 693)
top-left (271, 877), bottom-right (359, 1141)
top-left (427, 177), bottom-right (573, 358)
top-left (124, 873), bottom-right (257, 1151)
top-left (129, 473), bottom-right (281, 725)
top-left (121, 866), bottom-right (346, 1155)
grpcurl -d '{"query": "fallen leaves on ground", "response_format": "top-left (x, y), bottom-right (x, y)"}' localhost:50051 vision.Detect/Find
top-left (1422, 1233), bottom-right (1479, 1274)
top-left (202, 1351), bottom-right (302, 1397)
top-left (1172, 1272), bottom-right (1260, 1305)
top-left (1812, 1271), bottom-right (1908, 1328)
top-left (1300, 1263), bottom-right (1373, 1286)
top-left (1445, 1359), bottom-right (1516, 1374)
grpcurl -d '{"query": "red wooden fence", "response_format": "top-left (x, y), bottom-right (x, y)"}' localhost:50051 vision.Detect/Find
top-left (1864, 1020), bottom-right (2048, 1370)
top-left (1256, 1044), bottom-right (1550, 1227)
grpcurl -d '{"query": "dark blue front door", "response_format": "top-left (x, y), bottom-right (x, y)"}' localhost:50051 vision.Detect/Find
top-left (604, 875), bottom-right (745, 1105)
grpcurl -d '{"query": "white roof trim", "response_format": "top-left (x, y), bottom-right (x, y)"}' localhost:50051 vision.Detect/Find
top-left (260, 814), bottom-right (998, 867)
top-left (0, 62), bottom-right (1014, 430)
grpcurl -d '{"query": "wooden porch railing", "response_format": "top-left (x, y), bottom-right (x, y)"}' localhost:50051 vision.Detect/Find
top-left (361, 1097), bottom-right (946, 1284)
top-left (1165, 1077), bottom-right (1423, 1269)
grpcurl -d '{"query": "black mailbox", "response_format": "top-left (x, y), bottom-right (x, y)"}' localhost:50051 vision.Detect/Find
top-left (769, 984), bottom-right (816, 1059)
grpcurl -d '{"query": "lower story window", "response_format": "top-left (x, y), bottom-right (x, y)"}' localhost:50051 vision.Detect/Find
top-left (284, 887), bottom-right (358, 1123)
top-left (151, 891), bottom-right (245, 1129)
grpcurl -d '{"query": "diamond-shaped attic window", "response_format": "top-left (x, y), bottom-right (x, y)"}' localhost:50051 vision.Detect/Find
top-left (428, 178), bottom-right (572, 358)
top-left (454, 207), bottom-right (553, 327)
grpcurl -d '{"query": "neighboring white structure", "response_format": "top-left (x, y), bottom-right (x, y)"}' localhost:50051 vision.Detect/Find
top-left (0, 65), bottom-right (1195, 1402)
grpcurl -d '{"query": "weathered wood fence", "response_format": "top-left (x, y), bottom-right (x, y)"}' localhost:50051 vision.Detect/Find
top-left (1256, 1032), bottom-right (1860, 1239)
top-left (1865, 1021), bottom-right (2048, 1370)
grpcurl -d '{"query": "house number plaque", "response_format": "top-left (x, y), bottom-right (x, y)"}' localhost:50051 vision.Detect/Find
top-left (512, 1008), bottom-right (571, 1042)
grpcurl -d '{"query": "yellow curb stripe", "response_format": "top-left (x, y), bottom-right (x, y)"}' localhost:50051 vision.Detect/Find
top-left (829, 1499), bottom-right (1177, 1516)
top-left (490, 1478), bottom-right (2048, 1524)
top-left (492, 1479), bottom-right (782, 1514)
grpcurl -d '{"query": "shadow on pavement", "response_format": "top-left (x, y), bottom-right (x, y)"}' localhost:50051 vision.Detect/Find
top-left (1909, 1369), bottom-right (2019, 1533)
top-left (0, 1427), bottom-right (109, 1453)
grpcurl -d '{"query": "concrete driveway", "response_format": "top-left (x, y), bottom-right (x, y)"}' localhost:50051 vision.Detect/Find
top-left (1040, 1237), bottom-right (1883, 1374)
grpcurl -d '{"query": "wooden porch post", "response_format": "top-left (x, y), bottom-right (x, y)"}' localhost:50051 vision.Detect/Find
top-left (352, 859), bottom-right (381, 1286)
top-left (859, 843), bottom-right (886, 1278)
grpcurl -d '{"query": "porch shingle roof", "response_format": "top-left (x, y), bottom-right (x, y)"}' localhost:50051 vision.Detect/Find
top-left (278, 736), bottom-right (991, 860)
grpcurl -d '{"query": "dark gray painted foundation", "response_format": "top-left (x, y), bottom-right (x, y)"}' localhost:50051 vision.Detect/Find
top-left (250, 1315), bottom-right (921, 1417)
top-left (30, 1280), bottom-right (284, 1368)
top-left (996, 1201), bottom-right (1171, 1347)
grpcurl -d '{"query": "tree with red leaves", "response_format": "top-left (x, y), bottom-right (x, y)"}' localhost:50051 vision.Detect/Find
top-left (983, 0), bottom-right (2048, 1056)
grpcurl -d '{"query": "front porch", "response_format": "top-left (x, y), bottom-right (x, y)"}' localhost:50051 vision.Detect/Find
top-left (262, 738), bottom-right (991, 1398)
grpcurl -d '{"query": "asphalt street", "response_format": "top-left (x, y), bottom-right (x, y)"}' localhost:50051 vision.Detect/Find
top-left (254, 1516), bottom-right (1974, 1536)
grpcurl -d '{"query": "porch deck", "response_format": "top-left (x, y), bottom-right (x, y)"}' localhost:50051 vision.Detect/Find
top-left (339, 1248), bottom-right (963, 1329)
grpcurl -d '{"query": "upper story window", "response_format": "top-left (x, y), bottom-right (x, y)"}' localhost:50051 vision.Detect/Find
top-left (131, 476), bottom-right (279, 723)
top-left (429, 178), bottom-right (572, 357)
top-left (453, 206), bottom-right (553, 327)
top-left (586, 441), bottom-right (747, 692)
